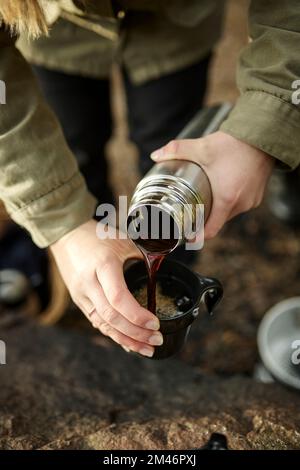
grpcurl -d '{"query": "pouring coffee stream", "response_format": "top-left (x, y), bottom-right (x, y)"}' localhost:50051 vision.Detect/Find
top-left (127, 104), bottom-right (232, 317)
top-left (134, 237), bottom-right (177, 314)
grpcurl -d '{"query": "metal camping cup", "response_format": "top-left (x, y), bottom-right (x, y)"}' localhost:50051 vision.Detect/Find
top-left (257, 297), bottom-right (300, 390)
top-left (127, 103), bottom-right (232, 249)
top-left (124, 259), bottom-right (223, 359)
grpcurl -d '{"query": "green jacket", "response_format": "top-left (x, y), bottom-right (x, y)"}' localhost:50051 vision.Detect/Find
top-left (0, 0), bottom-right (300, 247)
top-left (17, 0), bottom-right (224, 84)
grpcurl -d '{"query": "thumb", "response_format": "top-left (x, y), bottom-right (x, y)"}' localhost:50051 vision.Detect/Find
top-left (204, 198), bottom-right (232, 239)
top-left (150, 138), bottom-right (204, 164)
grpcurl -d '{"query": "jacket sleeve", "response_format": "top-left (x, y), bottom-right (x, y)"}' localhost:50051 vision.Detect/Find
top-left (220, 0), bottom-right (300, 170)
top-left (0, 25), bottom-right (96, 247)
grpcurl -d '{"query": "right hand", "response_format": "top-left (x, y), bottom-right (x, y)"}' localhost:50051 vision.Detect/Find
top-left (151, 131), bottom-right (274, 239)
top-left (50, 219), bottom-right (162, 357)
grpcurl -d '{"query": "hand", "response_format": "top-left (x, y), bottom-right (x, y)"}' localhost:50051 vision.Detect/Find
top-left (151, 131), bottom-right (274, 238)
top-left (50, 219), bottom-right (162, 357)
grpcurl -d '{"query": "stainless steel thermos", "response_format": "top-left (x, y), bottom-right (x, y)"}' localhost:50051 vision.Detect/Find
top-left (127, 103), bottom-right (232, 250)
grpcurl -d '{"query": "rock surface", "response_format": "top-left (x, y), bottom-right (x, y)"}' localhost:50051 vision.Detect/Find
top-left (0, 323), bottom-right (300, 450)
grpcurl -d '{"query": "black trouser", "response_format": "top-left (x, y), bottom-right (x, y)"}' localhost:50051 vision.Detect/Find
top-left (32, 56), bottom-right (211, 203)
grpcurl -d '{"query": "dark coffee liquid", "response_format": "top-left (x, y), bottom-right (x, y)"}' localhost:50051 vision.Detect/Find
top-left (135, 238), bottom-right (177, 314)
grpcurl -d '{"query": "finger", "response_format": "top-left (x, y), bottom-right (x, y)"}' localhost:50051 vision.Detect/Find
top-left (96, 258), bottom-right (160, 330)
top-left (87, 278), bottom-right (163, 346)
top-left (98, 320), bottom-right (154, 358)
top-left (78, 297), bottom-right (101, 328)
top-left (80, 307), bottom-right (154, 357)
top-left (204, 198), bottom-right (232, 240)
top-left (114, 238), bottom-right (144, 264)
top-left (150, 138), bottom-right (206, 165)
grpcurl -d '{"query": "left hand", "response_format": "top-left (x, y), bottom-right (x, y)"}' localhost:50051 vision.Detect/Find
top-left (50, 220), bottom-right (161, 357)
top-left (151, 131), bottom-right (274, 239)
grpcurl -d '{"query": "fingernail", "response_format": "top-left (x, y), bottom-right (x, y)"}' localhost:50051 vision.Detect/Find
top-left (149, 333), bottom-right (163, 346)
top-left (145, 319), bottom-right (160, 330)
top-left (151, 149), bottom-right (163, 160)
top-left (140, 347), bottom-right (154, 358)
top-left (122, 346), bottom-right (131, 353)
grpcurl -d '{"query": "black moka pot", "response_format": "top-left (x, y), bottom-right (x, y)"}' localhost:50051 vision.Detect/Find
top-left (124, 259), bottom-right (223, 359)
